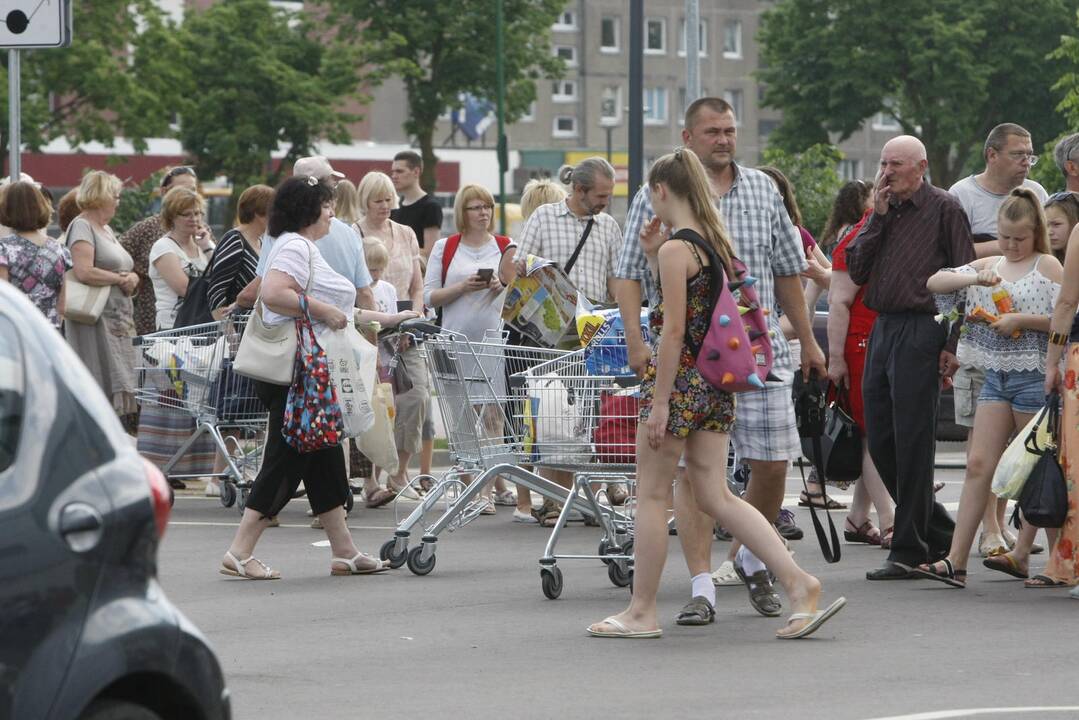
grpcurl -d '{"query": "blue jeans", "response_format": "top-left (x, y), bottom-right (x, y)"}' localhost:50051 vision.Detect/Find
top-left (978, 369), bottom-right (1046, 415)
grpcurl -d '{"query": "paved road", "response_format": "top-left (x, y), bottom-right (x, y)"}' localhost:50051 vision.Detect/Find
top-left (159, 467), bottom-right (1078, 720)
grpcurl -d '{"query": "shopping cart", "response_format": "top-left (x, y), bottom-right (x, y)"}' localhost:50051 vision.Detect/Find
top-left (133, 314), bottom-right (270, 513)
top-left (379, 325), bottom-right (638, 599)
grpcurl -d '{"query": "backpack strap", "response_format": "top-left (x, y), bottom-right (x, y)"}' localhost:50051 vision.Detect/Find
top-left (441, 233), bottom-right (513, 285)
top-left (670, 230), bottom-right (722, 359)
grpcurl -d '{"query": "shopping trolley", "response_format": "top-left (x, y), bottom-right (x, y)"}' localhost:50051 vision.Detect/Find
top-left (133, 314), bottom-right (270, 512)
top-left (379, 324), bottom-right (638, 599)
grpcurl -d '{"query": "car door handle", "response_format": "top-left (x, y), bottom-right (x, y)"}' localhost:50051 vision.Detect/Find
top-left (59, 503), bottom-right (104, 552)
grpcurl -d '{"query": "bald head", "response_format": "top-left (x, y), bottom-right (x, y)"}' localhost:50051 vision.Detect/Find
top-left (879, 135), bottom-right (928, 201)
top-left (883, 135), bottom-right (927, 163)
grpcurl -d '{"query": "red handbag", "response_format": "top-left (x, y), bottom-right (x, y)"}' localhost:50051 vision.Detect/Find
top-left (593, 391), bottom-right (639, 464)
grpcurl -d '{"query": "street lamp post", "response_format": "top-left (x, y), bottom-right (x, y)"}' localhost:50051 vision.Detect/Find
top-left (600, 91), bottom-right (617, 162)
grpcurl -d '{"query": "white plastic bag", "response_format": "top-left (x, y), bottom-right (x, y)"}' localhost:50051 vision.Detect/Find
top-left (357, 382), bottom-right (399, 475)
top-left (992, 409), bottom-right (1053, 500)
top-left (525, 372), bottom-right (592, 465)
top-left (318, 324), bottom-right (377, 437)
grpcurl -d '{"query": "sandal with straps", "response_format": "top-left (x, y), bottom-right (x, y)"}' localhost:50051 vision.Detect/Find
top-left (330, 552), bottom-right (391, 576)
top-left (912, 558), bottom-right (966, 588)
top-left (844, 518), bottom-right (881, 546)
top-left (220, 551), bottom-right (280, 580)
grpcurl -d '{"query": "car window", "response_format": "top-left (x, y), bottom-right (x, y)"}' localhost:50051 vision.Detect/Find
top-left (0, 315), bottom-right (25, 474)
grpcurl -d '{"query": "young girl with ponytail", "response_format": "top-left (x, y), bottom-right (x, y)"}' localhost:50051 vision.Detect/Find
top-left (587, 149), bottom-right (846, 640)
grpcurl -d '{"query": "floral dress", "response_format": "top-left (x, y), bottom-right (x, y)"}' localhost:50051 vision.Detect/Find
top-left (0, 233), bottom-right (72, 328)
top-left (1047, 345), bottom-right (1079, 584)
top-left (639, 229), bottom-right (736, 437)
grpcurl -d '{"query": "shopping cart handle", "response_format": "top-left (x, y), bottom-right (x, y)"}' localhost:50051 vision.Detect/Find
top-left (399, 318), bottom-right (442, 339)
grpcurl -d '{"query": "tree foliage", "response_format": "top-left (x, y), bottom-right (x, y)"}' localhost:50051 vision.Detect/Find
top-left (761, 144), bottom-right (843, 238)
top-left (328, 0), bottom-right (566, 191)
top-left (1032, 10), bottom-right (1079, 191)
top-left (176, 0), bottom-right (371, 195)
top-left (757, 0), bottom-right (1075, 188)
top-left (0, 0), bottom-right (181, 172)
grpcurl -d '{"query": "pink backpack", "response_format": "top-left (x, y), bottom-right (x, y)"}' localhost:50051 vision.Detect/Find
top-left (676, 231), bottom-right (774, 393)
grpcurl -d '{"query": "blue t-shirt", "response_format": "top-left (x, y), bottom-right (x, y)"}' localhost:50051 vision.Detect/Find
top-left (256, 217), bottom-right (372, 289)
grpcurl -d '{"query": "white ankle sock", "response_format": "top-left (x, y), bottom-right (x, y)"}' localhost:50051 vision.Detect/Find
top-left (737, 545), bottom-right (767, 576)
top-left (690, 572), bottom-right (716, 605)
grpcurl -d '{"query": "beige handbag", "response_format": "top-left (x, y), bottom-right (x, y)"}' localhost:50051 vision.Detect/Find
top-left (233, 238), bottom-right (315, 385)
top-left (64, 272), bottom-right (109, 324)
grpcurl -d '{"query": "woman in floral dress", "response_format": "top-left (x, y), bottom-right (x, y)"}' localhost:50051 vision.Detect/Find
top-left (0, 181), bottom-right (70, 328)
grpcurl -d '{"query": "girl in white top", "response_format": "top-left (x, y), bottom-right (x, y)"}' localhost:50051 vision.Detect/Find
top-left (149, 187), bottom-right (209, 330)
top-left (220, 175), bottom-right (391, 581)
top-left (921, 188), bottom-right (1063, 588)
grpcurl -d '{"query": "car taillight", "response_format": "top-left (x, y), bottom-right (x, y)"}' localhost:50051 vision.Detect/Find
top-left (142, 457), bottom-right (171, 538)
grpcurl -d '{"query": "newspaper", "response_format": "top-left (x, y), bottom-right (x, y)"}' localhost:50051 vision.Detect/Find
top-left (501, 254), bottom-right (579, 347)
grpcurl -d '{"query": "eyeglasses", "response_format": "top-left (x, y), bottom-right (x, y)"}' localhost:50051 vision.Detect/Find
top-left (1006, 151), bottom-right (1039, 166)
top-left (465, 204), bottom-right (493, 212)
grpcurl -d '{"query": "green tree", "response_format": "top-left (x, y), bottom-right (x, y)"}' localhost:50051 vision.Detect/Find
top-left (761, 144), bottom-right (843, 238)
top-left (1032, 11), bottom-right (1079, 191)
top-left (757, 0), bottom-right (1075, 189)
top-left (327, 0), bottom-right (565, 191)
top-left (176, 0), bottom-right (372, 199)
top-left (0, 0), bottom-right (182, 173)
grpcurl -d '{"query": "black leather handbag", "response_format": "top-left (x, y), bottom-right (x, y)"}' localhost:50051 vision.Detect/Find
top-left (1015, 393), bottom-right (1068, 529)
top-left (819, 385), bottom-right (863, 485)
top-left (792, 371), bottom-right (841, 563)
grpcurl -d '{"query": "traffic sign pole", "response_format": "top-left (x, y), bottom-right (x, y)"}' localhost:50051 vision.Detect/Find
top-left (8, 49), bottom-right (19, 180)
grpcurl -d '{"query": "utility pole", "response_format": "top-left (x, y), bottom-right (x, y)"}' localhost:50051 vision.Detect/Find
top-left (8, 50), bottom-right (20, 180)
top-left (495, 0), bottom-right (507, 235)
top-left (628, 0), bottom-right (643, 197)
top-left (685, 0), bottom-right (700, 105)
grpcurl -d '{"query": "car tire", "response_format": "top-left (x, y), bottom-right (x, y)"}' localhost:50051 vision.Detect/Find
top-left (79, 699), bottom-right (163, 720)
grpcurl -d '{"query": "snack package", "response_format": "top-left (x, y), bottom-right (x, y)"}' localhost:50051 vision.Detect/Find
top-left (576, 296), bottom-right (650, 376)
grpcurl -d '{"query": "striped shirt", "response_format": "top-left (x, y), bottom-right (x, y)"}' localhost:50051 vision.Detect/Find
top-left (515, 199), bottom-right (622, 303)
top-left (846, 180), bottom-right (974, 314)
top-left (207, 228), bottom-right (259, 310)
top-left (614, 163), bottom-right (807, 370)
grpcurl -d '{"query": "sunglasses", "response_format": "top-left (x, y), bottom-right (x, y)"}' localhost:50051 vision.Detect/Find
top-left (1047, 191), bottom-right (1079, 207)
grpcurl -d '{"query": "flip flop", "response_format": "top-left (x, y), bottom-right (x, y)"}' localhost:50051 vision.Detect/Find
top-left (1024, 574), bottom-right (1069, 589)
top-left (330, 552), bottom-right (391, 576)
top-left (587, 616), bottom-right (662, 639)
top-left (776, 597), bottom-right (847, 639)
top-left (982, 553), bottom-right (1028, 579)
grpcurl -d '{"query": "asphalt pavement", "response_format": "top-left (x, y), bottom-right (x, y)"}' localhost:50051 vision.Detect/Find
top-left (159, 463), bottom-right (1079, 720)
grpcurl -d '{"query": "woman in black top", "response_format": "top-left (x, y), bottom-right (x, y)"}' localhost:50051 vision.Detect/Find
top-left (207, 184), bottom-right (273, 317)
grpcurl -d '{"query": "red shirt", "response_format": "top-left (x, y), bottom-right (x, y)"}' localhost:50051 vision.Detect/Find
top-left (830, 210), bottom-right (877, 336)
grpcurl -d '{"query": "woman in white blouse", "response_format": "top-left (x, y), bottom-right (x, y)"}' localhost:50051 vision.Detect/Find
top-left (149, 187), bottom-right (209, 330)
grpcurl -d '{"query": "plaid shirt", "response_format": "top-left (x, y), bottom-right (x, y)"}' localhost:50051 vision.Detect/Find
top-left (516, 199), bottom-right (623, 303)
top-left (615, 163), bottom-right (807, 370)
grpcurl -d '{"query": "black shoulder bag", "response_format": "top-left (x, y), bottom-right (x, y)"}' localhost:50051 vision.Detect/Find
top-left (173, 248), bottom-right (216, 328)
top-left (1013, 392), bottom-right (1068, 529)
top-left (792, 370), bottom-right (842, 563)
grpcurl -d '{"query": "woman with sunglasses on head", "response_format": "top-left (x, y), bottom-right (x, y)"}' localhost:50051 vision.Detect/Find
top-left (586, 149), bottom-right (845, 640)
top-left (220, 175), bottom-right (392, 580)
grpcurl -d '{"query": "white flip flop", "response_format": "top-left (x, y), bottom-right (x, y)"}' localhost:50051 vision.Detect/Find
top-left (776, 597), bottom-right (847, 639)
top-left (587, 616), bottom-right (662, 639)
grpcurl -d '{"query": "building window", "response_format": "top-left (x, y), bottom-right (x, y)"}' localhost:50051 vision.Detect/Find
top-left (553, 115), bottom-right (579, 138)
top-left (838, 159), bottom-right (863, 181)
top-left (554, 11), bottom-right (577, 31)
top-left (552, 80), bottom-right (577, 103)
top-left (758, 118), bottom-right (780, 140)
top-left (601, 16), bottom-right (621, 53)
top-left (723, 20), bottom-right (742, 59)
top-left (644, 87), bottom-right (669, 126)
top-left (600, 85), bottom-right (622, 125)
top-left (723, 89), bottom-right (744, 126)
top-left (554, 45), bottom-right (578, 67)
top-left (645, 17), bottom-right (666, 54)
top-left (678, 19), bottom-right (708, 57)
top-left (872, 111), bottom-right (901, 131)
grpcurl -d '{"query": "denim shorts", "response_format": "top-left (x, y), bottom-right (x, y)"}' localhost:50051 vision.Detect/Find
top-left (978, 369), bottom-right (1046, 414)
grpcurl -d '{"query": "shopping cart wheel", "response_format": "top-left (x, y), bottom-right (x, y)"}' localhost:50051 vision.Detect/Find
top-left (406, 545), bottom-right (436, 576)
top-left (344, 487), bottom-right (355, 513)
top-left (608, 557), bottom-right (632, 588)
top-left (220, 482), bottom-right (237, 509)
top-left (540, 566), bottom-right (563, 600)
top-left (598, 538), bottom-right (613, 566)
top-left (380, 539), bottom-right (407, 569)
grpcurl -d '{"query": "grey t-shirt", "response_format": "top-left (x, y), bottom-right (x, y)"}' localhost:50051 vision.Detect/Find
top-left (948, 175), bottom-right (1048, 237)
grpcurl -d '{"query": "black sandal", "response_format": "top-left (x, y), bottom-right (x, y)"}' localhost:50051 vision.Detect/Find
top-left (913, 558), bottom-right (967, 588)
top-left (734, 563), bottom-right (782, 617)
top-left (675, 596), bottom-right (716, 626)
top-left (798, 490), bottom-right (847, 510)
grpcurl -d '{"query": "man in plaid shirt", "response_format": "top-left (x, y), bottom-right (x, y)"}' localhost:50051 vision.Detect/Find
top-left (615, 97), bottom-right (826, 623)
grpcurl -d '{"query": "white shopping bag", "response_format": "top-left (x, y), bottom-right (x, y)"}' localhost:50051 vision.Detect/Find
top-left (525, 372), bottom-right (593, 465)
top-left (357, 382), bottom-right (399, 475)
top-left (318, 324), bottom-right (377, 437)
top-left (992, 407), bottom-right (1054, 500)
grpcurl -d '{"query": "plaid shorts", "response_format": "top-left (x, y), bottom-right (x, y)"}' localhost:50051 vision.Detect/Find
top-left (730, 366), bottom-right (801, 463)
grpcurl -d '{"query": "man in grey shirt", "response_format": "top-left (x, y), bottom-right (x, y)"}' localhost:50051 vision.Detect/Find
top-left (1053, 133), bottom-right (1079, 193)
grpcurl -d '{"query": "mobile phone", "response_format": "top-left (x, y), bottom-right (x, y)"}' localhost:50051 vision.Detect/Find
top-left (397, 300), bottom-right (413, 311)
top-left (476, 268), bottom-right (494, 282)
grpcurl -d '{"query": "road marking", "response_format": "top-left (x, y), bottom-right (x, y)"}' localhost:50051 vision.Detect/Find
top-left (168, 521), bottom-right (396, 530)
top-left (866, 708), bottom-right (1079, 720)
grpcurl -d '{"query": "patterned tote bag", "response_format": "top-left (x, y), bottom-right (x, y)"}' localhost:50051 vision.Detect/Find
top-left (282, 295), bottom-right (344, 453)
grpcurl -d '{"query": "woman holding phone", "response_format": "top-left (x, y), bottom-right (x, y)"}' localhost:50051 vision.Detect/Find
top-left (424, 183), bottom-right (517, 513)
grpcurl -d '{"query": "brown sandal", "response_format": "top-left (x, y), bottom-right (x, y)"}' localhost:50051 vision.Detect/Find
top-left (844, 518), bottom-right (881, 545)
top-left (880, 526), bottom-right (894, 550)
top-left (364, 487), bottom-right (396, 508)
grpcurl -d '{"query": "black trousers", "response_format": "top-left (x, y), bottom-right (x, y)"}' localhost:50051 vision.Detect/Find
top-left (246, 380), bottom-right (348, 518)
top-left (862, 313), bottom-right (955, 566)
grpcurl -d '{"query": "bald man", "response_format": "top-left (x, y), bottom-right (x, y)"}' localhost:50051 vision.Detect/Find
top-left (846, 136), bottom-right (974, 580)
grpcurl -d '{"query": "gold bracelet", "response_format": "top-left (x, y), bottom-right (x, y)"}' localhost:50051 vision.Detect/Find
top-left (1048, 331), bottom-right (1069, 346)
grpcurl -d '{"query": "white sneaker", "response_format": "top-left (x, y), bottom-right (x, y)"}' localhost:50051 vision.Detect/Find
top-left (513, 509), bottom-right (538, 524)
top-left (204, 480), bottom-right (221, 497)
top-left (711, 560), bottom-right (741, 587)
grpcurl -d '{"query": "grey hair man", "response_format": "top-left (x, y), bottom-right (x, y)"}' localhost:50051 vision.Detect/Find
top-left (1053, 133), bottom-right (1079, 193)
